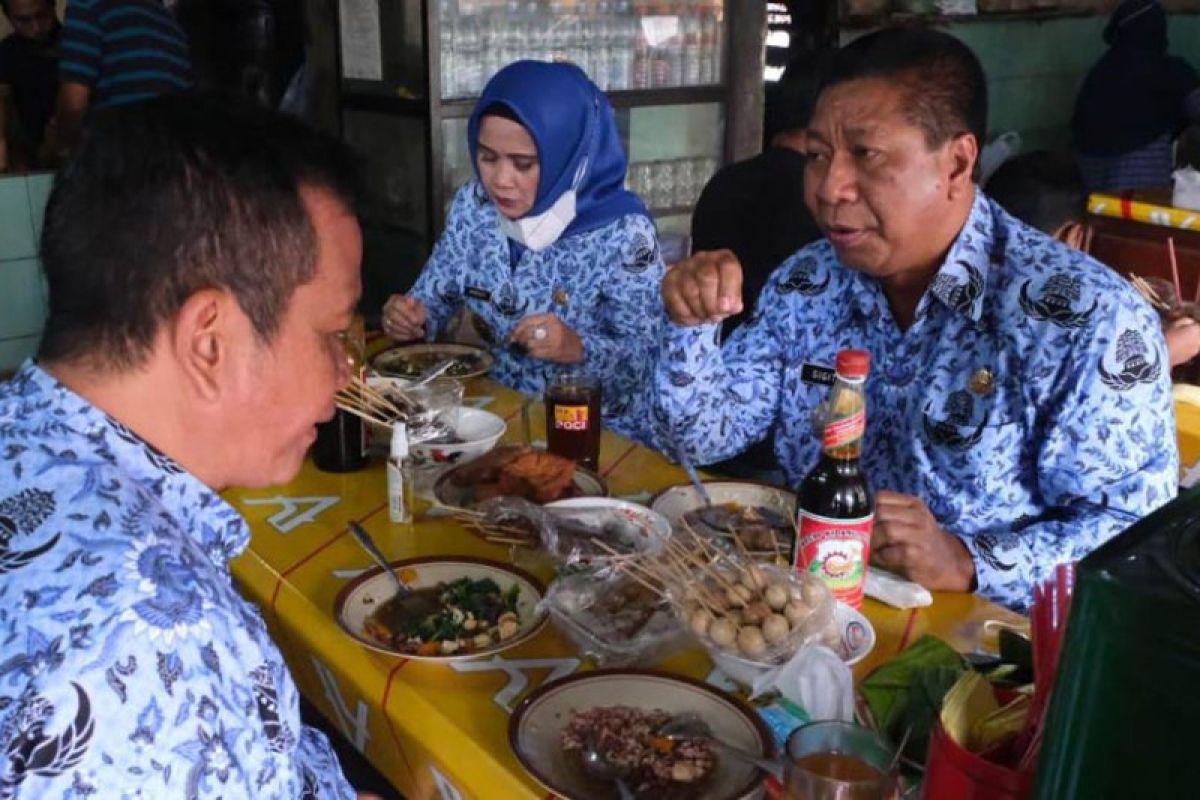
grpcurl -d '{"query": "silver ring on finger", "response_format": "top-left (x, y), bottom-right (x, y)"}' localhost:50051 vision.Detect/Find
top-left (533, 326), bottom-right (548, 341)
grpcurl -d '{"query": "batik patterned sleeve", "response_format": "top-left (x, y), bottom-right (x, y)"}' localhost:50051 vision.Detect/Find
top-left (297, 726), bottom-right (358, 799)
top-left (579, 214), bottom-right (665, 440)
top-left (647, 263), bottom-right (792, 462)
top-left (959, 286), bottom-right (1177, 610)
top-left (407, 184), bottom-right (473, 339)
top-left (60, 0), bottom-right (104, 88)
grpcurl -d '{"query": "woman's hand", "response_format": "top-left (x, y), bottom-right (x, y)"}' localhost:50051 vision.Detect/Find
top-left (510, 313), bottom-right (585, 363)
top-left (382, 294), bottom-right (427, 341)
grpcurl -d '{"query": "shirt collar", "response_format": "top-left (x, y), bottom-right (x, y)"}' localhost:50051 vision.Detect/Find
top-left (9, 360), bottom-right (251, 566)
top-left (842, 191), bottom-right (995, 324)
top-left (928, 191), bottom-right (995, 323)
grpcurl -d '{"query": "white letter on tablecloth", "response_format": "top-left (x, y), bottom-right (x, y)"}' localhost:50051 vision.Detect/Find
top-left (312, 656), bottom-right (370, 751)
top-left (242, 495), bottom-right (340, 533)
top-left (449, 655), bottom-right (580, 712)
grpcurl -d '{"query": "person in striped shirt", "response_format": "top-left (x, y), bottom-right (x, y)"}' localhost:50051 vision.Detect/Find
top-left (50, 0), bottom-right (193, 152)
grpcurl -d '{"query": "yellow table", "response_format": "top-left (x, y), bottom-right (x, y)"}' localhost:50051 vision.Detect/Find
top-left (224, 378), bottom-right (1021, 800)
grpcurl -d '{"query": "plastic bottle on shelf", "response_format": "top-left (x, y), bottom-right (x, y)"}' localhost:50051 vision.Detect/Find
top-left (681, 0), bottom-right (702, 85)
top-left (700, 4), bottom-right (720, 85)
top-left (457, 15), bottom-right (482, 95)
top-left (440, 23), bottom-right (457, 98)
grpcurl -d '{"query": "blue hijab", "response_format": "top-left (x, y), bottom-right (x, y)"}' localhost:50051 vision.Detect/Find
top-left (467, 61), bottom-right (648, 243)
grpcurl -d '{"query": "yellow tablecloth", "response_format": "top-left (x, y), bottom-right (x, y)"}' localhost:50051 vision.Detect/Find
top-left (1088, 191), bottom-right (1200, 232)
top-left (223, 378), bottom-right (1022, 800)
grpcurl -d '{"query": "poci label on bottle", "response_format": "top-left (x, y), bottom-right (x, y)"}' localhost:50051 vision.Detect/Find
top-left (553, 404), bottom-right (589, 431)
top-left (794, 510), bottom-right (874, 609)
top-left (822, 408), bottom-right (865, 450)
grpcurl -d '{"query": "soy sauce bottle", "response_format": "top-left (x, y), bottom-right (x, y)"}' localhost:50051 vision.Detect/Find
top-left (792, 349), bottom-right (874, 608)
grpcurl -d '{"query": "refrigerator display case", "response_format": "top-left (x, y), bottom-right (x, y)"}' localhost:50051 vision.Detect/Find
top-left (335, 0), bottom-right (765, 249)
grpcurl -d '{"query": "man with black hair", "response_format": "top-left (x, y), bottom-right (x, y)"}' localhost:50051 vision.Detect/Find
top-left (0, 0), bottom-right (60, 170)
top-left (988, 149), bottom-right (1200, 368)
top-left (652, 26), bottom-right (1176, 612)
top-left (0, 96), bottom-right (380, 798)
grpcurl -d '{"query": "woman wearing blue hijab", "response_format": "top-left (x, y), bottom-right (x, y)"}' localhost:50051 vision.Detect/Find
top-left (382, 61), bottom-right (665, 440)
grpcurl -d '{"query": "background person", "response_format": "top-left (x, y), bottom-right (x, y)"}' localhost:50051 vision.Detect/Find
top-left (688, 50), bottom-right (827, 484)
top-left (0, 0), bottom-right (60, 170)
top-left (51, 0), bottom-right (194, 153)
top-left (652, 27), bottom-right (1176, 613)
top-left (1072, 0), bottom-right (1200, 192)
top-left (382, 61), bottom-right (665, 441)
top-left (0, 95), bottom-right (380, 799)
top-left (986, 149), bottom-right (1200, 368)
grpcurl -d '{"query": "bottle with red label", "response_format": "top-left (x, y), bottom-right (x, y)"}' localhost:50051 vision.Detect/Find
top-left (793, 349), bottom-right (873, 609)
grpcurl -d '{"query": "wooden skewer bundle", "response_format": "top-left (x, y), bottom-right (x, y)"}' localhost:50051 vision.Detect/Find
top-left (1128, 273), bottom-right (1172, 312)
top-left (334, 373), bottom-right (413, 427)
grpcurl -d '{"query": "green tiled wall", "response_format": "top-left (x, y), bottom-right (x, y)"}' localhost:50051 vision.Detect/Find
top-left (850, 13), bottom-right (1200, 153)
top-left (0, 172), bottom-right (52, 374)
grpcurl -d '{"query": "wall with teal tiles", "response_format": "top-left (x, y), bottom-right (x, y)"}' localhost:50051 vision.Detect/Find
top-left (849, 13), bottom-right (1200, 154)
top-left (0, 172), bottom-right (52, 375)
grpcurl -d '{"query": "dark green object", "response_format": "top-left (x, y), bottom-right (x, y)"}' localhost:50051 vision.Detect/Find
top-left (1033, 487), bottom-right (1200, 799)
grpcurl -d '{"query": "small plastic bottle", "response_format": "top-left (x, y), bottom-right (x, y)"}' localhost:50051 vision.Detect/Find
top-left (387, 422), bottom-right (414, 524)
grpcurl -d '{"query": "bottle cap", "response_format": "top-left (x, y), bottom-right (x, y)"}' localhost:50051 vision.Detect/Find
top-left (390, 422), bottom-right (408, 460)
top-left (836, 349), bottom-right (870, 379)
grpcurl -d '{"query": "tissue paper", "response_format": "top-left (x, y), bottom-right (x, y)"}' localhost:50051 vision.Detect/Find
top-left (750, 645), bottom-right (855, 723)
top-left (1173, 167), bottom-right (1200, 212)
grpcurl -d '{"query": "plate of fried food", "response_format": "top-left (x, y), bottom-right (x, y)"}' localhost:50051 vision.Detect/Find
top-left (335, 556), bottom-right (547, 661)
top-left (434, 444), bottom-right (608, 512)
top-left (370, 343), bottom-right (494, 380)
top-left (650, 481), bottom-right (795, 560)
top-left (510, 669), bottom-right (773, 800)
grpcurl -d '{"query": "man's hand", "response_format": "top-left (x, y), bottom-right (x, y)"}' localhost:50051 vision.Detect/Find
top-left (381, 294), bottom-right (427, 341)
top-left (661, 248), bottom-right (744, 326)
top-left (510, 313), bottom-right (584, 363)
top-left (872, 490), bottom-right (975, 592)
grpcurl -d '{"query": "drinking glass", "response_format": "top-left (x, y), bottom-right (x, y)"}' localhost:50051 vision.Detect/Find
top-left (628, 161), bottom-right (652, 199)
top-left (544, 369), bottom-right (602, 471)
top-left (784, 721), bottom-right (900, 800)
top-left (674, 156), bottom-right (697, 208)
top-left (651, 159), bottom-right (676, 210)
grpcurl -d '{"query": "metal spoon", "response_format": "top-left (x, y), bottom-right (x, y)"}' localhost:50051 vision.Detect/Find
top-left (656, 712), bottom-right (784, 781)
top-left (411, 358), bottom-right (458, 387)
top-left (580, 737), bottom-right (635, 800)
top-left (347, 522), bottom-right (438, 619)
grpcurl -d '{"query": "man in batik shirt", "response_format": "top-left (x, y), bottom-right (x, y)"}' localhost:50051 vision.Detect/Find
top-left (0, 97), bottom-right (379, 797)
top-left (652, 27), bottom-right (1177, 612)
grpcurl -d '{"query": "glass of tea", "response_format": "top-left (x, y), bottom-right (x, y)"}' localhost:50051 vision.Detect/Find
top-left (544, 370), bottom-right (602, 471)
top-left (784, 720), bottom-right (900, 800)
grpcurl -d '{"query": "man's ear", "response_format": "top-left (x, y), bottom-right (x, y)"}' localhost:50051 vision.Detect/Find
top-left (1055, 221), bottom-right (1086, 251)
top-left (170, 288), bottom-right (235, 402)
top-left (947, 133), bottom-right (979, 199)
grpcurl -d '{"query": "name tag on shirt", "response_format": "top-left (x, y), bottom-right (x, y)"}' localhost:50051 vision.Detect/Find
top-left (465, 286), bottom-right (492, 302)
top-left (801, 363), bottom-right (836, 387)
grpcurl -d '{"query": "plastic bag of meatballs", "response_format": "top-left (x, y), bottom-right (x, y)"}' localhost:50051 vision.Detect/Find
top-left (675, 562), bottom-right (836, 664)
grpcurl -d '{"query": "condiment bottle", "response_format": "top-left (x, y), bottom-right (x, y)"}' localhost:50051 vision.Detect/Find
top-left (387, 422), bottom-right (413, 524)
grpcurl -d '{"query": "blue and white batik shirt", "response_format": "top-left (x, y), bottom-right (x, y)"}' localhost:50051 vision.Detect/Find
top-left (650, 192), bottom-right (1177, 611)
top-left (0, 362), bottom-right (355, 799)
top-left (410, 181), bottom-right (665, 442)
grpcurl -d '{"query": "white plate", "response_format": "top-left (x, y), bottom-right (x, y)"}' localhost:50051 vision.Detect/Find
top-left (370, 342), bottom-right (494, 379)
top-left (708, 602), bottom-right (877, 687)
top-left (334, 556), bottom-right (547, 662)
top-left (650, 481), bottom-right (796, 556)
top-left (510, 669), bottom-right (772, 800)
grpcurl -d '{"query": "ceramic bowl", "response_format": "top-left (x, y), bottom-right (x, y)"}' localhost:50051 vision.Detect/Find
top-left (334, 556), bottom-right (547, 662)
top-left (510, 669), bottom-right (773, 800)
